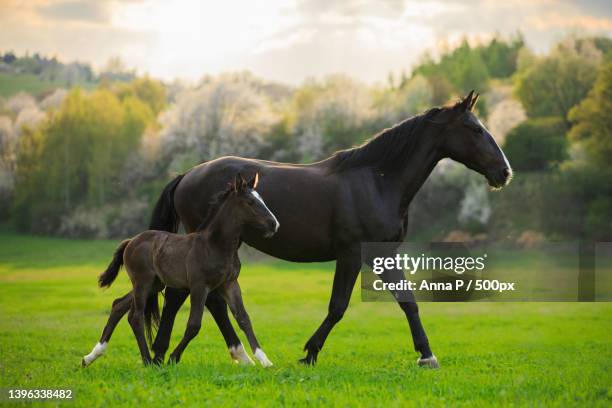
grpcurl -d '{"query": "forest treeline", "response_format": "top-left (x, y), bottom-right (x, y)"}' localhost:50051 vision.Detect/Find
top-left (0, 34), bottom-right (610, 241)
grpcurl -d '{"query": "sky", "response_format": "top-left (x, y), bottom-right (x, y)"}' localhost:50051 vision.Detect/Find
top-left (1, 0), bottom-right (611, 84)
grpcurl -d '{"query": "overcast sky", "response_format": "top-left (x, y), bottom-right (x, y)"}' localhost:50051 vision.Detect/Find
top-left (1, 0), bottom-right (611, 84)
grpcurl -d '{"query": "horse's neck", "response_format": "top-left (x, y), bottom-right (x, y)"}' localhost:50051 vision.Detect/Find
top-left (393, 134), bottom-right (441, 214)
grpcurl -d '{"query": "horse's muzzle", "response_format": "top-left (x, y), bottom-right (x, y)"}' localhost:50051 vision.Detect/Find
top-left (487, 167), bottom-right (513, 189)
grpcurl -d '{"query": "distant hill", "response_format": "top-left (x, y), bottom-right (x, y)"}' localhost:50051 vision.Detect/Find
top-left (0, 52), bottom-right (133, 98)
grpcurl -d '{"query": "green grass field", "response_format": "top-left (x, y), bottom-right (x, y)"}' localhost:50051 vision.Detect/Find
top-left (0, 74), bottom-right (65, 98)
top-left (0, 233), bottom-right (610, 407)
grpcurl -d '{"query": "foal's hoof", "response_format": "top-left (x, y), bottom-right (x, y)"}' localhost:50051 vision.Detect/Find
top-left (152, 356), bottom-right (164, 366)
top-left (417, 355), bottom-right (439, 369)
top-left (229, 344), bottom-right (255, 366)
top-left (81, 358), bottom-right (87, 368)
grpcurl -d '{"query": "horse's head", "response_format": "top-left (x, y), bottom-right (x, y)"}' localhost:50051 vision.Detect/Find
top-left (436, 91), bottom-right (513, 189)
top-left (230, 173), bottom-right (279, 238)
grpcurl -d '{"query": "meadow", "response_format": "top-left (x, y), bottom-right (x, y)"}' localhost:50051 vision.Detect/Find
top-left (0, 233), bottom-right (610, 407)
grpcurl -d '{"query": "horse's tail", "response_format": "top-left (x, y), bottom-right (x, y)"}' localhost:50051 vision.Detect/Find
top-left (144, 289), bottom-right (160, 349)
top-left (149, 174), bottom-right (184, 232)
top-left (98, 239), bottom-right (130, 288)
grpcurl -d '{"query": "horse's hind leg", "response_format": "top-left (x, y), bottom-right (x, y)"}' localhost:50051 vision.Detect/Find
top-left (152, 287), bottom-right (188, 365)
top-left (221, 280), bottom-right (272, 367)
top-left (82, 291), bottom-right (133, 367)
top-left (167, 285), bottom-right (208, 364)
top-left (128, 286), bottom-right (153, 365)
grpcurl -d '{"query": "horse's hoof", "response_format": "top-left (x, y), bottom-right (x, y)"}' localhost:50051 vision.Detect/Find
top-left (81, 358), bottom-right (87, 368)
top-left (298, 353), bottom-right (317, 366)
top-left (417, 355), bottom-right (439, 368)
top-left (298, 357), bottom-right (312, 366)
top-left (152, 357), bottom-right (164, 366)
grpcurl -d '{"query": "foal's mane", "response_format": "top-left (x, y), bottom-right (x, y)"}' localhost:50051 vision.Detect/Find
top-left (195, 188), bottom-right (233, 232)
top-left (328, 107), bottom-right (444, 174)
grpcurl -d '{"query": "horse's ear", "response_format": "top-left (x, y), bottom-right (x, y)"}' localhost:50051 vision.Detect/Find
top-left (469, 93), bottom-right (480, 111)
top-left (457, 90), bottom-right (475, 112)
top-left (248, 172), bottom-right (259, 189)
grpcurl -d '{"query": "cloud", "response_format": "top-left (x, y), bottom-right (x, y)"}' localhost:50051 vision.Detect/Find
top-left (38, 0), bottom-right (112, 24)
top-left (0, 0), bottom-right (610, 83)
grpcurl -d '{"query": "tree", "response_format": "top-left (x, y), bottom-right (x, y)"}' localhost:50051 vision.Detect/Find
top-left (12, 87), bottom-right (153, 232)
top-left (479, 34), bottom-right (525, 78)
top-left (115, 77), bottom-right (166, 115)
top-left (568, 62), bottom-right (612, 168)
top-left (289, 75), bottom-right (375, 160)
top-left (503, 117), bottom-right (568, 171)
top-left (159, 73), bottom-right (279, 171)
top-left (514, 42), bottom-right (599, 122)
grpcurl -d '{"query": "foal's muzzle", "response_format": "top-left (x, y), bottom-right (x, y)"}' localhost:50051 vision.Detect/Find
top-left (263, 219), bottom-right (279, 238)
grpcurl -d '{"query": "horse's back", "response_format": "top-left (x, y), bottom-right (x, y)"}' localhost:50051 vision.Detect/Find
top-left (174, 156), bottom-right (339, 261)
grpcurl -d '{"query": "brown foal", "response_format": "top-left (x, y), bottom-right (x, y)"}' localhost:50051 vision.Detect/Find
top-left (82, 173), bottom-right (279, 367)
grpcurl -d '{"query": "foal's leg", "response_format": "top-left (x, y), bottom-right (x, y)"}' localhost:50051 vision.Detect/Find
top-left (128, 287), bottom-right (153, 365)
top-left (221, 280), bottom-right (272, 367)
top-left (300, 248), bottom-right (361, 365)
top-left (167, 285), bottom-right (208, 364)
top-left (207, 290), bottom-right (253, 365)
top-left (82, 291), bottom-right (132, 367)
top-left (152, 288), bottom-right (249, 365)
top-left (152, 287), bottom-right (188, 364)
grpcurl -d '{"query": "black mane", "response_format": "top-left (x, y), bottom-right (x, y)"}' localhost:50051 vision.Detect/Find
top-left (195, 187), bottom-right (233, 232)
top-left (328, 108), bottom-right (442, 174)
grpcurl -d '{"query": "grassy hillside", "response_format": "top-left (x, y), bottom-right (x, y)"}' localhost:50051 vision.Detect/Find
top-left (0, 233), bottom-right (610, 407)
top-left (0, 73), bottom-right (66, 98)
top-left (0, 74), bottom-right (96, 98)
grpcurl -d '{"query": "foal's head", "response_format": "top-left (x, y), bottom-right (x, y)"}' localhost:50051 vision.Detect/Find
top-left (434, 91), bottom-right (513, 189)
top-left (223, 173), bottom-right (279, 238)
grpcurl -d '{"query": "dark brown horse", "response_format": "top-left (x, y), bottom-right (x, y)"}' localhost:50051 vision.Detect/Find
top-left (82, 173), bottom-right (278, 367)
top-left (149, 91), bottom-right (512, 368)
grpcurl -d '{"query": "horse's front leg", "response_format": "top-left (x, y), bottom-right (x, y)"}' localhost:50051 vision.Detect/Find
top-left (300, 246), bottom-right (361, 365)
top-left (167, 285), bottom-right (208, 364)
top-left (379, 266), bottom-right (438, 368)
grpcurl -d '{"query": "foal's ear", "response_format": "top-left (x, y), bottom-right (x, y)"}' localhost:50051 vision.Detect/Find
top-left (235, 173), bottom-right (248, 192)
top-left (248, 172), bottom-right (259, 190)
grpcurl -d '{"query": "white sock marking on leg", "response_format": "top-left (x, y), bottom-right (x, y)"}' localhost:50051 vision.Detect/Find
top-left (82, 342), bottom-right (107, 367)
top-left (254, 348), bottom-right (273, 367)
top-left (229, 344), bottom-right (254, 365)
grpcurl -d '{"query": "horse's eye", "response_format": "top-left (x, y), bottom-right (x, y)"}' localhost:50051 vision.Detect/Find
top-left (247, 198), bottom-right (255, 205)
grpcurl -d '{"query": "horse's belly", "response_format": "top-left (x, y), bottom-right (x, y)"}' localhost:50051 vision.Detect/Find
top-left (242, 228), bottom-right (336, 262)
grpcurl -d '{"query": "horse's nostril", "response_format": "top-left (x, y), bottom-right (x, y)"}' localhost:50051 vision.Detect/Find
top-left (502, 168), bottom-right (511, 178)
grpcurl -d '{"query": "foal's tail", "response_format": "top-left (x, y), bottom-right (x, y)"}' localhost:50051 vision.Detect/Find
top-left (98, 239), bottom-right (130, 288)
top-left (144, 291), bottom-right (160, 349)
top-left (149, 174), bottom-right (184, 232)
